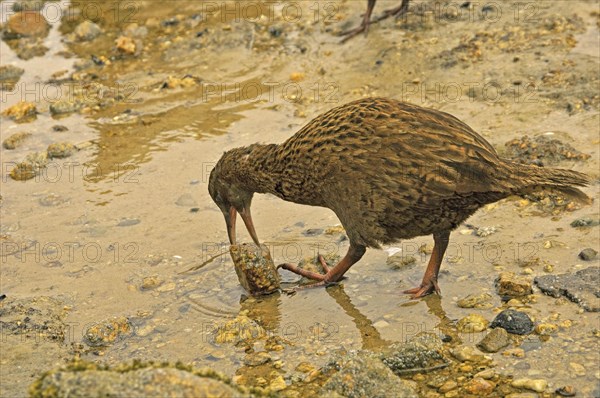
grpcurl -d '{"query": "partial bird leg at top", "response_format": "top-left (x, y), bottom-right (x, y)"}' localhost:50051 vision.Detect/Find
top-left (404, 230), bottom-right (450, 299)
top-left (278, 244), bottom-right (367, 288)
top-left (339, 0), bottom-right (377, 43)
top-left (372, 0), bottom-right (410, 23)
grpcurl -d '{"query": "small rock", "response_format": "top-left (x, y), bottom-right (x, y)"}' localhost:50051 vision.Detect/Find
top-left (322, 351), bottom-right (418, 398)
top-left (10, 151), bottom-right (47, 181)
top-left (495, 272), bottom-right (533, 298)
top-left (568, 362), bottom-right (586, 377)
top-left (302, 228), bottom-right (323, 236)
top-left (535, 267), bottom-right (600, 311)
top-left (74, 20), bottom-right (102, 41)
top-left (534, 323), bottom-right (557, 336)
top-left (290, 72), bottom-right (305, 82)
top-left (477, 327), bottom-right (510, 352)
top-left (438, 380), bottom-right (458, 393)
top-left (457, 314), bottom-right (489, 333)
top-left (474, 369), bottom-right (495, 379)
top-left (141, 276), bottom-right (162, 290)
top-left (490, 309), bottom-right (534, 335)
top-left (47, 142), bottom-right (75, 158)
top-left (115, 36), bottom-right (136, 54)
top-left (50, 100), bottom-right (82, 115)
top-left (0, 65), bottom-right (25, 90)
top-left (2, 132), bottom-right (31, 149)
top-left (381, 333), bottom-right (446, 374)
top-left (295, 362), bottom-right (316, 373)
top-left (457, 293), bottom-right (493, 309)
top-left (475, 226), bottom-right (497, 237)
top-left (570, 217), bottom-right (599, 227)
top-left (156, 282), bottom-right (176, 292)
top-left (6, 11), bottom-right (50, 38)
top-left (502, 348), bottom-right (525, 358)
top-left (84, 316), bottom-right (132, 347)
top-left (117, 218), bottom-right (141, 227)
top-left (269, 374), bottom-right (287, 391)
top-left (244, 352), bottom-right (271, 366)
top-left (175, 193), bottom-right (197, 207)
top-left (387, 255), bottom-right (417, 270)
top-left (578, 248), bottom-right (597, 261)
top-left (464, 377), bottom-right (496, 395)
top-left (2, 101), bottom-right (37, 122)
top-left (450, 346), bottom-right (484, 362)
top-left (556, 385), bottom-right (576, 397)
top-left (52, 125), bottom-right (68, 132)
top-left (511, 378), bottom-right (548, 393)
top-left (39, 193), bottom-right (69, 206)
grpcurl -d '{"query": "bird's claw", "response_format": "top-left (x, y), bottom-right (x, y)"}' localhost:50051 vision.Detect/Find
top-left (403, 279), bottom-right (441, 299)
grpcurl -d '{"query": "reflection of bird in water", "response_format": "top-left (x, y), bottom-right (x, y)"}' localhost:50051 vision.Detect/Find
top-left (209, 97), bottom-right (590, 298)
top-left (340, 0), bottom-right (410, 43)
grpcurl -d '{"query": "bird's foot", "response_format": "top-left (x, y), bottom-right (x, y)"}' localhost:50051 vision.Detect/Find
top-left (373, 1), bottom-right (410, 23)
top-left (278, 254), bottom-right (331, 281)
top-left (278, 255), bottom-right (341, 293)
top-left (403, 279), bottom-right (441, 299)
top-left (339, 23), bottom-right (370, 43)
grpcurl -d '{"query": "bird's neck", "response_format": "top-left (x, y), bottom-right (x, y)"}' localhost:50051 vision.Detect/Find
top-left (236, 143), bottom-right (285, 196)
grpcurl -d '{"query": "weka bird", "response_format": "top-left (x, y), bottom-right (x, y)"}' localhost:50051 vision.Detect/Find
top-left (340, 0), bottom-right (410, 43)
top-left (209, 98), bottom-right (590, 298)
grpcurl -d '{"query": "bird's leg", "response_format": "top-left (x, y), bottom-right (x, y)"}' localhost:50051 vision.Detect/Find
top-left (339, 0), bottom-right (377, 43)
top-left (278, 244), bottom-right (366, 287)
top-left (403, 230), bottom-right (450, 299)
top-left (372, 0), bottom-right (410, 23)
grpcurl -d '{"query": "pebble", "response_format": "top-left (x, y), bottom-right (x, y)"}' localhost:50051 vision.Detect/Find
top-left (511, 378), bottom-right (548, 392)
top-left (495, 272), bottom-right (533, 298)
top-left (578, 248), bottom-right (597, 261)
top-left (464, 377), bottom-right (496, 395)
top-left (47, 142), bottom-right (75, 158)
top-left (116, 36), bottom-right (137, 54)
top-left (0, 65), bottom-right (25, 89)
top-left (295, 362), bottom-right (316, 373)
top-left (269, 374), bottom-right (287, 391)
top-left (502, 348), bottom-right (525, 358)
top-left (117, 218), bottom-right (141, 227)
top-left (50, 100), bottom-right (82, 115)
top-left (457, 314), bottom-right (489, 333)
top-left (450, 346), bottom-right (484, 362)
top-left (568, 362), bottom-right (586, 377)
top-left (156, 282), bottom-right (176, 292)
top-left (474, 369), bottom-right (495, 379)
top-left (6, 11), bottom-right (49, 38)
top-left (3, 132), bottom-right (31, 149)
top-left (438, 380), bottom-right (457, 393)
top-left (477, 327), bottom-right (510, 352)
top-left (457, 293), bottom-right (493, 309)
top-left (39, 193), bottom-right (69, 207)
top-left (373, 320), bottom-right (390, 328)
top-left (387, 255), bottom-right (417, 270)
top-left (243, 351), bottom-right (271, 366)
top-left (2, 101), bottom-right (37, 121)
top-left (175, 193), bottom-right (197, 207)
top-left (74, 20), bottom-right (102, 41)
top-left (141, 276), bottom-right (162, 290)
top-left (570, 217), bottom-right (600, 227)
top-left (490, 309), bottom-right (534, 335)
top-left (556, 385), bottom-right (576, 396)
top-left (302, 228), bottom-right (323, 236)
top-left (534, 323), bottom-right (557, 336)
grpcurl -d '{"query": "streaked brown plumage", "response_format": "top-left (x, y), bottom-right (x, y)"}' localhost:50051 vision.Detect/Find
top-left (340, 0), bottom-right (410, 43)
top-left (209, 97), bottom-right (590, 297)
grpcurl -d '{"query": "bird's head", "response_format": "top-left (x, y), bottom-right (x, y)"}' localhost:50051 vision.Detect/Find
top-left (208, 147), bottom-right (260, 246)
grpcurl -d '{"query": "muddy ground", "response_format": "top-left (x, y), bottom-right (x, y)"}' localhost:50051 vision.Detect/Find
top-left (1, 0), bottom-right (599, 397)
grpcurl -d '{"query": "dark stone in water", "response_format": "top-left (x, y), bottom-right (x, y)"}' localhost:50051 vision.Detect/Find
top-left (579, 248), bottom-right (598, 261)
top-left (490, 309), bottom-right (534, 335)
top-left (535, 267), bottom-right (600, 312)
top-left (302, 228), bottom-right (323, 237)
top-left (570, 217), bottom-right (600, 227)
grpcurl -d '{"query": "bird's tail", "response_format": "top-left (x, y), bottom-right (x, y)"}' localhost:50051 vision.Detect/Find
top-left (503, 160), bottom-right (592, 204)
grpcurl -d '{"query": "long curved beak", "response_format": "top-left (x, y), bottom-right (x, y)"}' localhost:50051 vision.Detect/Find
top-left (225, 206), bottom-right (260, 246)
